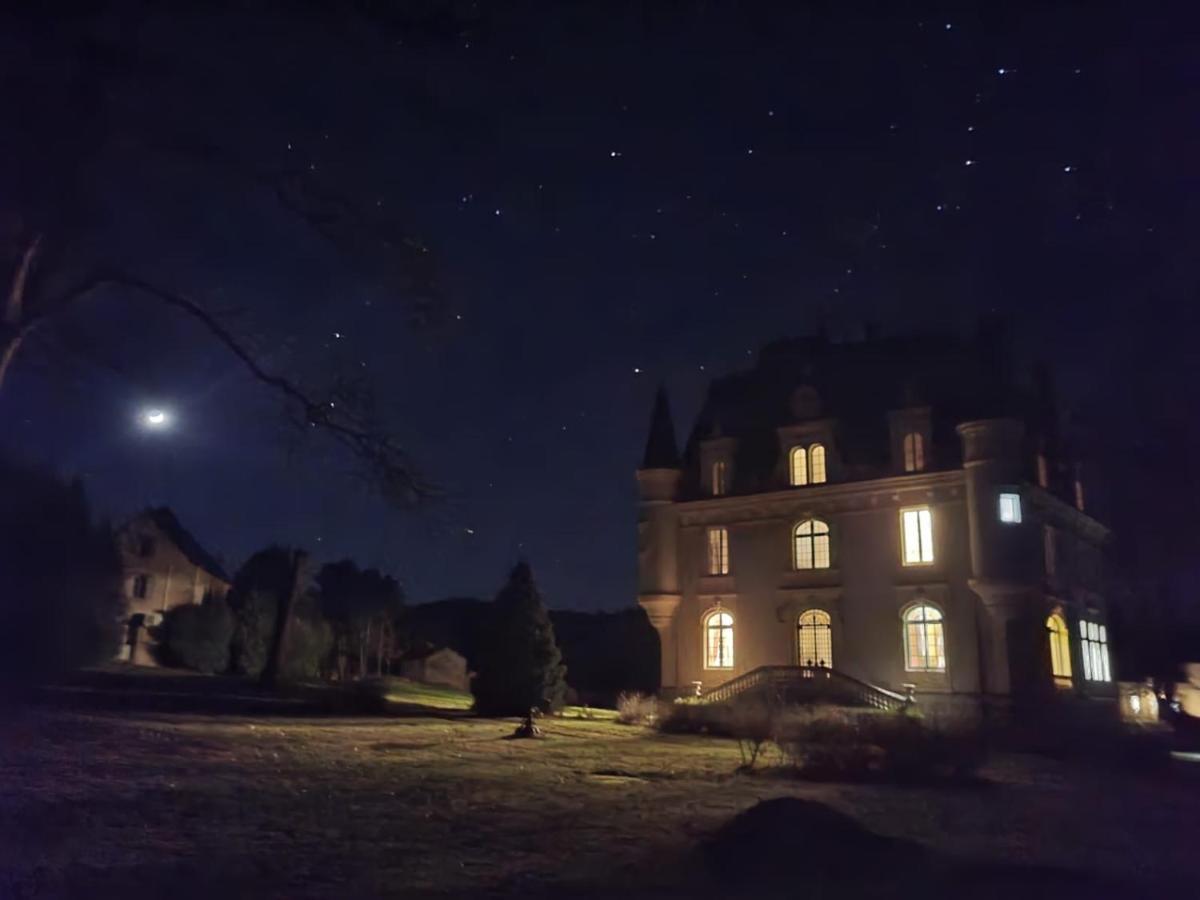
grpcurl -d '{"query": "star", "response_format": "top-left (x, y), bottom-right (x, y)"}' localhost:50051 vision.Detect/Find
top-left (997, 67), bottom-right (1008, 75)
top-left (965, 159), bottom-right (976, 166)
top-left (633, 367), bottom-right (642, 374)
top-left (610, 150), bottom-right (623, 158)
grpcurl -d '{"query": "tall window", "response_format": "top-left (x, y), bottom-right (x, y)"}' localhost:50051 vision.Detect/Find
top-left (1047, 614), bottom-right (1072, 679)
top-left (903, 604), bottom-right (946, 672)
top-left (1036, 452), bottom-right (1049, 488)
top-left (793, 519), bottom-right (831, 570)
top-left (704, 610), bottom-right (734, 669)
top-left (712, 460), bottom-right (728, 496)
top-left (900, 507), bottom-right (934, 565)
top-left (789, 446), bottom-right (808, 486)
top-left (1079, 620), bottom-right (1111, 682)
top-left (902, 432), bottom-right (925, 472)
top-left (1044, 526), bottom-right (1057, 576)
top-left (998, 492), bottom-right (1022, 524)
top-left (706, 527), bottom-right (729, 576)
top-left (132, 574), bottom-right (149, 599)
top-left (809, 443), bottom-right (827, 484)
top-left (1074, 479), bottom-right (1085, 512)
top-left (797, 609), bottom-right (832, 668)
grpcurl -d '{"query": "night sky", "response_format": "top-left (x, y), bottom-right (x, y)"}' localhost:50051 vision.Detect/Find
top-left (3, 3), bottom-right (1198, 612)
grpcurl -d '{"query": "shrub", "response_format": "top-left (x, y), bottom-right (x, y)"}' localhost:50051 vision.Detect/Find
top-left (160, 599), bottom-right (234, 673)
top-left (616, 692), bottom-right (659, 725)
top-left (0, 458), bottom-right (124, 682)
top-left (283, 615), bottom-right (334, 680)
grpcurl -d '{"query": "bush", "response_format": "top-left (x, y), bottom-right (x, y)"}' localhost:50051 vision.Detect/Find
top-left (0, 458), bottom-right (124, 682)
top-left (283, 615), bottom-right (334, 680)
top-left (160, 599), bottom-right (235, 673)
top-left (616, 692), bottom-right (659, 725)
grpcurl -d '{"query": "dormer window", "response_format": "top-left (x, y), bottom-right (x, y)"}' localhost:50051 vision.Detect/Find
top-left (902, 432), bottom-right (925, 472)
top-left (711, 460), bottom-right (728, 496)
top-left (789, 443), bottom-right (827, 486)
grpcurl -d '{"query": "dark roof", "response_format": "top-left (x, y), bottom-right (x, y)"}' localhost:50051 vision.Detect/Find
top-left (642, 385), bottom-right (681, 468)
top-left (678, 327), bottom-right (1057, 499)
top-left (141, 507), bottom-right (230, 582)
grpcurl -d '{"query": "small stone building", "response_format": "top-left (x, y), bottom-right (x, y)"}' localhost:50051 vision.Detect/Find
top-left (637, 329), bottom-right (1115, 719)
top-left (115, 507), bottom-right (230, 665)
top-left (399, 646), bottom-right (470, 692)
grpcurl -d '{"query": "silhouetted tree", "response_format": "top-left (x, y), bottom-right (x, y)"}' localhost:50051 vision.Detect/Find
top-left (471, 562), bottom-right (567, 716)
top-left (0, 457), bottom-right (123, 682)
top-left (317, 560), bottom-right (404, 679)
top-left (228, 546), bottom-right (297, 676)
top-left (160, 597), bottom-right (234, 674)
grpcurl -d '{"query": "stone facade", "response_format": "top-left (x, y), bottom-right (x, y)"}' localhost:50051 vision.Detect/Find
top-left (115, 508), bottom-right (230, 665)
top-left (637, 332), bottom-right (1115, 717)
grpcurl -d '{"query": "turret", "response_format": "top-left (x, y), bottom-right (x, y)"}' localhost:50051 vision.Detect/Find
top-left (636, 386), bottom-right (683, 693)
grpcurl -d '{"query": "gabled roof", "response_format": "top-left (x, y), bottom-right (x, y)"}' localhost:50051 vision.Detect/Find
top-left (127, 507), bottom-right (230, 582)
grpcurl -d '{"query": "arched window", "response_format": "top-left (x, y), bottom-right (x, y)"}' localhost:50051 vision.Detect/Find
top-left (797, 609), bottom-right (833, 668)
top-left (789, 446), bottom-right (808, 486)
top-left (706, 527), bottom-right (729, 575)
top-left (132, 574), bottom-right (149, 599)
top-left (903, 603), bottom-right (946, 672)
top-left (711, 460), bottom-right (728, 496)
top-left (704, 610), bottom-right (734, 669)
top-left (793, 519), bottom-right (831, 570)
top-left (1046, 614), bottom-right (1072, 679)
top-left (809, 443), bottom-right (827, 484)
top-left (903, 432), bottom-right (924, 473)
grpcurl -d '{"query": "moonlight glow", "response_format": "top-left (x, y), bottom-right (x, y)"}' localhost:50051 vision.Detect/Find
top-left (140, 408), bottom-right (172, 430)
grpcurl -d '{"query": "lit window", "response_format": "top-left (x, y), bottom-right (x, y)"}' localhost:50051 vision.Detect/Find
top-left (1046, 613), bottom-right (1072, 679)
top-left (790, 446), bottom-right (808, 486)
top-left (900, 507), bottom-right (934, 565)
top-left (712, 460), bottom-right (728, 496)
top-left (903, 604), bottom-right (946, 672)
top-left (704, 610), bottom-right (734, 669)
top-left (793, 519), bottom-right (831, 570)
top-left (809, 443), bottom-right (827, 484)
top-left (999, 492), bottom-right (1022, 524)
top-left (903, 432), bottom-right (925, 472)
top-left (132, 574), bottom-right (149, 599)
top-left (797, 609), bottom-right (832, 668)
top-left (706, 527), bottom-right (729, 576)
top-left (1079, 620), bottom-right (1111, 682)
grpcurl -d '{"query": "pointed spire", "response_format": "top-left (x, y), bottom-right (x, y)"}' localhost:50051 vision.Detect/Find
top-left (642, 385), bottom-right (680, 469)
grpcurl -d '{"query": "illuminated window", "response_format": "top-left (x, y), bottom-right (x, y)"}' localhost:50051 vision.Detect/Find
top-left (706, 527), bottom-right (729, 576)
top-left (132, 574), bottom-right (149, 599)
top-left (1047, 613), bottom-right (1072, 679)
top-left (1036, 452), bottom-right (1049, 488)
top-left (900, 507), bottom-right (934, 565)
top-left (998, 492), bottom-right (1022, 524)
top-left (1079, 620), bottom-right (1111, 683)
top-left (789, 446), bottom-right (808, 486)
top-left (704, 610), bottom-right (734, 669)
top-left (903, 432), bottom-right (925, 472)
top-left (903, 604), bottom-right (946, 672)
top-left (712, 460), bottom-right (728, 496)
top-left (797, 609), bottom-right (832, 668)
top-left (809, 443), bottom-right (827, 484)
top-left (793, 519), bottom-right (831, 570)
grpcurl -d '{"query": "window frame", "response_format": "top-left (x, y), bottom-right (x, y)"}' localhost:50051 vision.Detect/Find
top-left (902, 431), bottom-right (925, 473)
top-left (789, 446), bottom-right (808, 486)
top-left (809, 443), bottom-right (827, 484)
top-left (1046, 613), bottom-right (1072, 680)
top-left (797, 608), bottom-right (833, 668)
top-left (792, 518), bottom-right (832, 570)
top-left (711, 459), bottom-right (728, 496)
top-left (703, 609), bottom-right (734, 670)
top-left (902, 602), bottom-right (947, 673)
top-left (1079, 619), bottom-right (1111, 683)
top-left (706, 526), bottom-right (729, 576)
top-left (899, 506), bottom-right (935, 566)
top-left (998, 492), bottom-right (1022, 524)
top-left (132, 573), bottom-right (150, 599)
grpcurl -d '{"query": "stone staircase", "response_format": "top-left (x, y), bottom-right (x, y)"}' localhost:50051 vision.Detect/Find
top-left (699, 665), bottom-right (913, 711)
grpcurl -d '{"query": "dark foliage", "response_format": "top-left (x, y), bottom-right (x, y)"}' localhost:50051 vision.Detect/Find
top-left (317, 560), bottom-right (404, 679)
top-left (0, 457), bottom-right (123, 681)
top-left (471, 562), bottom-right (567, 716)
top-left (160, 598), bottom-right (234, 674)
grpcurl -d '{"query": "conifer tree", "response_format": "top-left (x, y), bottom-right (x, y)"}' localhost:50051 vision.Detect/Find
top-left (472, 562), bottom-right (568, 716)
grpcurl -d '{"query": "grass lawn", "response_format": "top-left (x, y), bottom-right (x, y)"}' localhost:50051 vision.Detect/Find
top-left (1, 668), bottom-right (1196, 898)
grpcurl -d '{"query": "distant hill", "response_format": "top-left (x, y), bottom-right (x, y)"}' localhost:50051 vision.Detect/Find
top-left (404, 598), bottom-right (659, 703)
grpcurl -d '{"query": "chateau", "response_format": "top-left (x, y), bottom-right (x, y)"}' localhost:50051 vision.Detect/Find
top-left (636, 328), bottom-right (1114, 718)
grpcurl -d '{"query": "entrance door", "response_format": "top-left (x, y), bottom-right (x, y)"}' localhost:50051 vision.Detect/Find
top-left (797, 609), bottom-right (832, 668)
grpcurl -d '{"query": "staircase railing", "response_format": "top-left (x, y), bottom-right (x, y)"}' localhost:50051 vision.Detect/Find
top-left (699, 665), bottom-right (913, 712)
